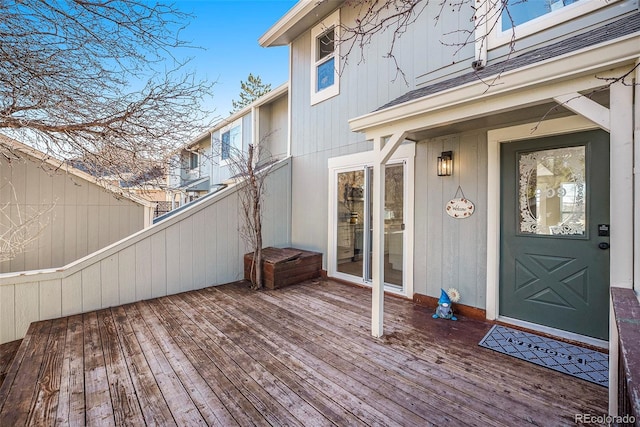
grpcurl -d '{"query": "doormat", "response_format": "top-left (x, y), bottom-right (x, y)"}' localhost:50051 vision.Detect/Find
top-left (479, 325), bottom-right (608, 387)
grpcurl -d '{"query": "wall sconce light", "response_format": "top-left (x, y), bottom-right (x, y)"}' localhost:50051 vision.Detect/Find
top-left (437, 151), bottom-right (453, 176)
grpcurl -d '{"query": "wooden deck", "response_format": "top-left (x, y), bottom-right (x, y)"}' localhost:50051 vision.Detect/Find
top-left (0, 280), bottom-right (607, 426)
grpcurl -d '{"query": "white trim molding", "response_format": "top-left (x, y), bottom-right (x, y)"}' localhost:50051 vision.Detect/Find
top-left (487, 0), bottom-right (620, 49)
top-left (486, 115), bottom-right (600, 322)
top-left (310, 9), bottom-right (340, 105)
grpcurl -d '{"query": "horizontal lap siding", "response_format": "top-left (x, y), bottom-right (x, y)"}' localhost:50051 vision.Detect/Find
top-left (0, 159), bottom-right (292, 344)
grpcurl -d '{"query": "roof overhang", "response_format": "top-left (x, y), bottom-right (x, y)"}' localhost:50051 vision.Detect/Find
top-left (179, 176), bottom-right (210, 192)
top-left (259, 0), bottom-right (343, 47)
top-left (210, 82), bottom-right (289, 133)
top-left (349, 32), bottom-right (640, 139)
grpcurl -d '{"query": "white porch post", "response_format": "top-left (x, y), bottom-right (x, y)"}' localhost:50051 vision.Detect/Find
top-left (634, 58), bottom-right (640, 293)
top-left (371, 132), bottom-right (408, 338)
top-left (609, 79), bottom-right (634, 289)
top-left (371, 143), bottom-right (385, 337)
top-left (608, 70), bottom-right (635, 416)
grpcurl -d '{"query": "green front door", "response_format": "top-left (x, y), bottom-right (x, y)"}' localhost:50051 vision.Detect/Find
top-left (500, 130), bottom-right (610, 340)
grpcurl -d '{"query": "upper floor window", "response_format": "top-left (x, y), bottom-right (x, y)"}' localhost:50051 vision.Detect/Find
top-left (488, 0), bottom-right (618, 48)
top-left (221, 121), bottom-right (242, 162)
top-left (310, 9), bottom-right (340, 105)
top-left (503, 0), bottom-right (582, 31)
top-left (189, 151), bottom-right (199, 170)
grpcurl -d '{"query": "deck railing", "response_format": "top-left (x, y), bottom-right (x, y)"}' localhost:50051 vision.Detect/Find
top-left (0, 158), bottom-right (292, 344)
top-left (611, 287), bottom-right (640, 424)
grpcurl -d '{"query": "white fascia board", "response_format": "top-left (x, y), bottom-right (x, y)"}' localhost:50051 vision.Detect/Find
top-left (210, 83), bottom-right (289, 133)
top-left (349, 33), bottom-right (640, 134)
top-left (259, 0), bottom-right (343, 47)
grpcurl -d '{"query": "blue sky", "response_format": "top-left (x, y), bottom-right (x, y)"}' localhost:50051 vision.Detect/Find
top-left (175, 0), bottom-right (297, 121)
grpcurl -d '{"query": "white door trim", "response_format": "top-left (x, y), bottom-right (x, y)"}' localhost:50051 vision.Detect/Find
top-left (327, 142), bottom-right (415, 298)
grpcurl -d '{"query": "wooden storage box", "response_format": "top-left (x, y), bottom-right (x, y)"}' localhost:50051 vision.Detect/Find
top-left (244, 247), bottom-right (322, 289)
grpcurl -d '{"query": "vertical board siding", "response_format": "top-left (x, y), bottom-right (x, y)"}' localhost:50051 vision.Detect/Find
top-left (179, 218), bottom-right (194, 291)
top-left (135, 239), bottom-right (152, 300)
top-left (191, 211), bottom-right (207, 289)
top-left (0, 152), bottom-right (148, 274)
top-left (0, 159), bottom-right (292, 344)
top-left (118, 246), bottom-right (137, 303)
top-left (39, 279), bottom-right (62, 320)
top-left (0, 285), bottom-right (16, 342)
top-left (81, 263), bottom-right (101, 312)
top-left (100, 256), bottom-right (119, 308)
top-left (149, 232), bottom-right (166, 298)
top-left (165, 224), bottom-right (181, 295)
top-left (417, 132), bottom-right (488, 308)
top-left (14, 282), bottom-right (38, 340)
top-left (61, 272), bottom-right (82, 317)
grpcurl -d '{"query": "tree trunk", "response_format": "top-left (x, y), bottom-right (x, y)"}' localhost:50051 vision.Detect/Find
top-left (248, 144), bottom-right (263, 290)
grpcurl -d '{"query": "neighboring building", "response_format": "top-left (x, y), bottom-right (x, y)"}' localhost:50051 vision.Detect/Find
top-left (0, 134), bottom-right (155, 273)
top-left (259, 1), bottom-right (639, 345)
top-left (167, 83), bottom-right (289, 209)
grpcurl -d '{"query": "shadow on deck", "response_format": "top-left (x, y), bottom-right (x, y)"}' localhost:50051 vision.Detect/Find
top-left (0, 279), bottom-right (607, 426)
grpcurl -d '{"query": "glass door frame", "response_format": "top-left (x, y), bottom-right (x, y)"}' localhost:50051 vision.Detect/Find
top-left (327, 143), bottom-right (415, 297)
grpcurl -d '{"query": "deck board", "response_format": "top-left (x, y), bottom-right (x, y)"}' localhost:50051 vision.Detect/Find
top-left (0, 280), bottom-right (608, 426)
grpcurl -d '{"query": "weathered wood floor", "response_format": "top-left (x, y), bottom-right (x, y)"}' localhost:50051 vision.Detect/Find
top-left (0, 280), bottom-right (607, 426)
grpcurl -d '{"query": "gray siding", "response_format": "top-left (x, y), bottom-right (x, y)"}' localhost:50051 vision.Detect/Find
top-left (1, 153), bottom-right (147, 274)
top-left (414, 132), bottom-right (488, 308)
top-left (259, 94), bottom-right (289, 160)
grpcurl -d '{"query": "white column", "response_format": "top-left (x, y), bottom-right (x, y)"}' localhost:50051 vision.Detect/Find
top-left (608, 67), bottom-right (635, 416)
top-left (370, 131), bottom-right (407, 338)
top-left (634, 58), bottom-right (640, 293)
top-left (610, 79), bottom-right (634, 288)
top-left (371, 136), bottom-right (385, 338)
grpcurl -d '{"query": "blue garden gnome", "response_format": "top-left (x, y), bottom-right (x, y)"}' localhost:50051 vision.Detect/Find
top-left (433, 288), bottom-right (457, 320)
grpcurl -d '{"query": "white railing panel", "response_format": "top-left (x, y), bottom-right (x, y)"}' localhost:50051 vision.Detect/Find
top-left (0, 284), bottom-right (16, 343)
top-left (39, 279), bottom-right (62, 320)
top-left (118, 246), bottom-right (137, 304)
top-left (15, 282), bottom-right (38, 340)
top-left (61, 272), bottom-right (82, 317)
top-left (0, 158), bottom-right (292, 344)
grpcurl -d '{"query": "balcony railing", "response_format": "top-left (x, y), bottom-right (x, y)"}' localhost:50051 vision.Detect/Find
top-left (611, 287), bottom-right (640, 423)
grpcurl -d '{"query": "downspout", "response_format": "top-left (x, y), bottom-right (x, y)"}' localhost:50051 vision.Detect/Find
top-left (287, 44), bottom-right (293, 158)
top-left (252, 105), bottom-right (259, 168)
top-left (634, 57), bottom-right (640, 293)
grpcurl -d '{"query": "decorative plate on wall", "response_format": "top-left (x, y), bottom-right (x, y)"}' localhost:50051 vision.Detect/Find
top-left (446, 197), bottom-right (475, 218)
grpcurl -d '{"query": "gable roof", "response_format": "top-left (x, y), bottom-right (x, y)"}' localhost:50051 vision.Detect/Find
top-left (377, 12), bottom-right (640, 112)
top-left (0, 133), bottom-right (155, 208)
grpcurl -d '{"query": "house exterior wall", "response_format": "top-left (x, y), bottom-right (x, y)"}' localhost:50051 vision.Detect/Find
top-left (414, 132), bottom-right (488, 309)
top-left (280, 0), bottom-right (637, 308)
top-left (0, 152), bottom-right (148, 274)
top-left (286, 2), bottom-right (478, 260)
top-left (259, 94), bottom-right (289, 159)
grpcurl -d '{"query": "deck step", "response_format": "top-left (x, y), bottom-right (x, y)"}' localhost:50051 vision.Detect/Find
top-left (0, 320), bottom-right (47, 411)
top-left (0, 339), bottom-right (22, 388)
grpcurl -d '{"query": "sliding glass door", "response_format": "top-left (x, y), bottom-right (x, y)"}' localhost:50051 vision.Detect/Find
top-left (334, 163), bottom-right (405, 290)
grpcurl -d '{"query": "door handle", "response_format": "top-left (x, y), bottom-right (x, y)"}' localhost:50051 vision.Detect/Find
top-left (598, 242), bottom-right (610, 250)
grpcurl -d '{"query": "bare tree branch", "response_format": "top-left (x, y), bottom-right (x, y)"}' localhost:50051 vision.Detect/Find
top-left (0, 181), bottom-right (55, 263)
top-left (211, 133), bottom-right (277, 290)
top-left (0, 0), bottom-right (215, 186)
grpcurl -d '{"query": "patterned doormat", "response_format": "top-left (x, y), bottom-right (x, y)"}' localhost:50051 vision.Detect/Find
top-left (479, 325), bottom-right (608, 387)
